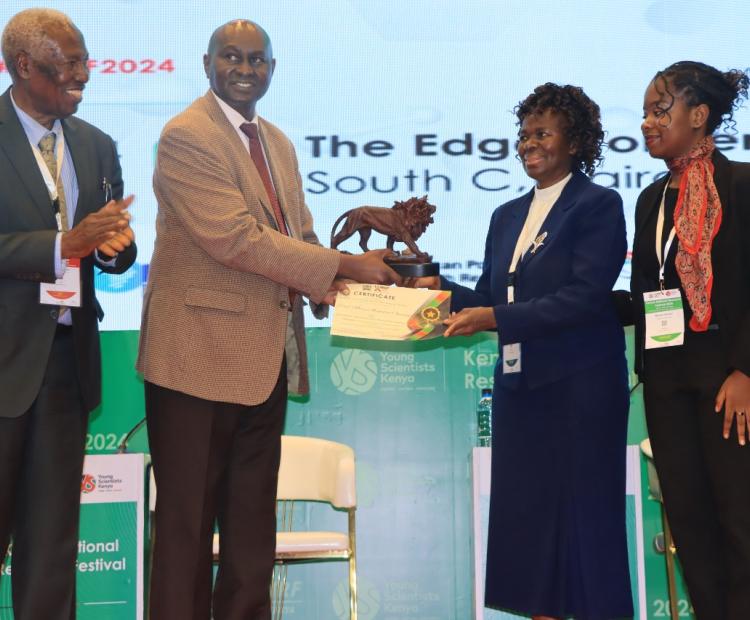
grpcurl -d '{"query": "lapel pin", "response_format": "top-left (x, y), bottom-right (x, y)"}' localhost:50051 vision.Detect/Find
top-left (530, 231), bottom-right (547, 255)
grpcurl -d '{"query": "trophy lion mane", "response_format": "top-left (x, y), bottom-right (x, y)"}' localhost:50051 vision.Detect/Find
top-left (330, 195), bottom-right (436, 258)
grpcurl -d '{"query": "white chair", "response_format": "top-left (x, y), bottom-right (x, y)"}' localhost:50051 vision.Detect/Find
top-left (211, 435), bottom-right (358, 620)
top-left (640, 438), bottom-right (679, 620)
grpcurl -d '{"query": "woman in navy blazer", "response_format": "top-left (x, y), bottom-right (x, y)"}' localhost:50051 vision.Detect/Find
top-left (413, 84), bottom-right (632, 619)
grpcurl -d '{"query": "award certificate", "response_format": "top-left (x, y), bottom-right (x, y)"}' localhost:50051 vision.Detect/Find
top-left (331, 284), bottom-right (451, 341)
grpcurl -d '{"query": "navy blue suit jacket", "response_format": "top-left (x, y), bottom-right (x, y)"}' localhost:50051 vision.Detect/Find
top-left (445, 171), bottom-right (626, 390)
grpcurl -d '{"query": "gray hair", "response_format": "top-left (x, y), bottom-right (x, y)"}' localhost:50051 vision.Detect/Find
top-left (1, 8), bottom-right (79, 79)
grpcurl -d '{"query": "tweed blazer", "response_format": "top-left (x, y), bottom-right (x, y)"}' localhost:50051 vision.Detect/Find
top-left (137, 91), bottom-right (340, 405)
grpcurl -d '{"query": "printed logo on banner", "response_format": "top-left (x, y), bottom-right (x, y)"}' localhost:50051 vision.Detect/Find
top-left (330, 348), bottom-right (441, 394)
top-left (333, 577), bottom-right (380, 619)
top-left (81, 471), bottom-right (126, 498)
top-left (330, 350), bottom-right (378, 395)
top-left (81, 473), bottom-right (97, 494)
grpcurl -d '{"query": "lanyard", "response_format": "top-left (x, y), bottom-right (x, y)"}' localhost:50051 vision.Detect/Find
top-left (655, 180), bottom-right (677, 291)
top-left (506, 201), bottom-right (551, 304)
top-left (505, 175), bottom-right (570, 305)
top-left (506, 207), bottom-right (539, 305)
top-left (506, 272), bottom-right (517, 305)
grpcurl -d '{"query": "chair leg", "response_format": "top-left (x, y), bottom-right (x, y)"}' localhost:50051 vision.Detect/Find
top-left (273, 499), bottom-right (293, 620)
top-left (146, 519), bottom-right (155, 620)
top-left (272, 564), bottom-right (279, 620)
top-left (349, 555), bottom-right (357, 620)
top-left (349, 509), bottom-right (357, 620)
top-left (271, 563), bottom-right (288, 620)
top-left (662, 508), bottom-right (680, 620)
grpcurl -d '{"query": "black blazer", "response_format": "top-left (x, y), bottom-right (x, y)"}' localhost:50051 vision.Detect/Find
top-left (630, 150), bottom-right (750, 377)
top-left (0, 87), bottom-right (137, 417)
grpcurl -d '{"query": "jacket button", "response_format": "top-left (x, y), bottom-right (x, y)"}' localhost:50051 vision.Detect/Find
top-left (279, 300), bottom-right (290, 310)
top-left (50, 309), bottom-right (59, 320)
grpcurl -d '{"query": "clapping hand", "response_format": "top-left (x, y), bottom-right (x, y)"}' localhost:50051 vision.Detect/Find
top-left (97, 196), bottom-right (136, 257)
top-left (62, 195), bottom-right (134, 259)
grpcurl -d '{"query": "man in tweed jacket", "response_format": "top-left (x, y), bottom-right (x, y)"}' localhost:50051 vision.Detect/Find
top-left (137, 19), bottom-right (399, 619)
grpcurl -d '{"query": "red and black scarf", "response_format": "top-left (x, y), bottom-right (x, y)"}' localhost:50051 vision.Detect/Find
top-left (666, 135), bottom-right (722, 331)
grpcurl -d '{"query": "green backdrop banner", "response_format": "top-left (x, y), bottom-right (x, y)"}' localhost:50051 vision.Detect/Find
top-left (1, 328), bottom-right (695, 619)
top-left (0, 454), bottom-right (145, 620)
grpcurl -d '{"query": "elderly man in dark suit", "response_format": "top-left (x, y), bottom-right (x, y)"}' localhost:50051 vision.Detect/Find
top-left (0, 9), bottom-right (136, 619)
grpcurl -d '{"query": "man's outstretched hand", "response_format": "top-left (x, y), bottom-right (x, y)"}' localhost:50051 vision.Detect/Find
top-left (337, 249), bottom-right (403, 286)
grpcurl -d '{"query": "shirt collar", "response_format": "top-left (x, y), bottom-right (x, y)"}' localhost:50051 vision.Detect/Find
top-left (210, 90), bottom-right (258, 130)
top-left (533, 172), bottom-right (572, 201)
top-left (10, 88), bottom-right (63, 146)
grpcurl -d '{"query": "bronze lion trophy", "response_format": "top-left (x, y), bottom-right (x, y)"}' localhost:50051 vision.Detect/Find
top-left (330, 195), bottom-right (439, 277)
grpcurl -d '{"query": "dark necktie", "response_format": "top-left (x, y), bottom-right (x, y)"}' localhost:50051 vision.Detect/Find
top-left (240, 122), bottom-right (288, 235)
top-left (240, 122), bottom-right (296, 307)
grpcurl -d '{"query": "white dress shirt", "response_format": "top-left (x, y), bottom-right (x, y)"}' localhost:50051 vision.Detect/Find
top-left (510, 172), bottom-right (572, 272)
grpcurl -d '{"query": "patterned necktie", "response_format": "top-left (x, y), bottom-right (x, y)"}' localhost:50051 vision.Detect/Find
top-left (38, 132), bottom-right (70, 320)
top-left (239, 122), bottom-right (296, 307)
top-left (239, 122), bottom-right (288, 235)
top-left (38, 133), bottom-right (69, 231)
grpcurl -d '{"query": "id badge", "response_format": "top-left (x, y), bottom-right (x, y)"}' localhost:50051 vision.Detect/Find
top-left (40, 258), bottom-right (81, 307)
top-left (502, 342), bottom-right (521, 374)
top-left (643, 289), bottom-right (684, 349)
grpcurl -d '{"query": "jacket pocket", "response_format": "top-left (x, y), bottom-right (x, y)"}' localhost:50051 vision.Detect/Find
top-left (184, 287), bottom-right (246, 313)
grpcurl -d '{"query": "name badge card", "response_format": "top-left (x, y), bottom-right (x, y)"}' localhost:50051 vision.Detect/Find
top-left (40, 258), bottom-right (81, 307)
top-left (643, 289), bottom-right (684, 349)
top-left (502, 343), bottom-right (521, 374)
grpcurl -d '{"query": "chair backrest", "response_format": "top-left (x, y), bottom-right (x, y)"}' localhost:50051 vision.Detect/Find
top-left (277, 435), bottom-right (356, 509)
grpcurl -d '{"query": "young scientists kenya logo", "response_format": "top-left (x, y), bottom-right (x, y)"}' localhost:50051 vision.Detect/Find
top-left (81, 474), bottom-right (96, 494)
top-left (333, 577), bottom-right (380, 619)
top-left (330, 350), bottom-right (378, 395)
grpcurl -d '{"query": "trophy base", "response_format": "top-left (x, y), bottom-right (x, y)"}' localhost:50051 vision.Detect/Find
top-left (385, 257), bottom-right (440, 278)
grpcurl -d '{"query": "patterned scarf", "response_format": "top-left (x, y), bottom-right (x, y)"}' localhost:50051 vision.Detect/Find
top-left (666, 135), bottom-right (722, 331)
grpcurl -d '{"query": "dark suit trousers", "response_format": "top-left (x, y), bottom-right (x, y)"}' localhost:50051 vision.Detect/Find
top-left (145, 361), bottom-right (287, 620)
top-left (643, 330), bottom-right (750, 620)
top-left (0, 326), bottom-right (89, 620)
